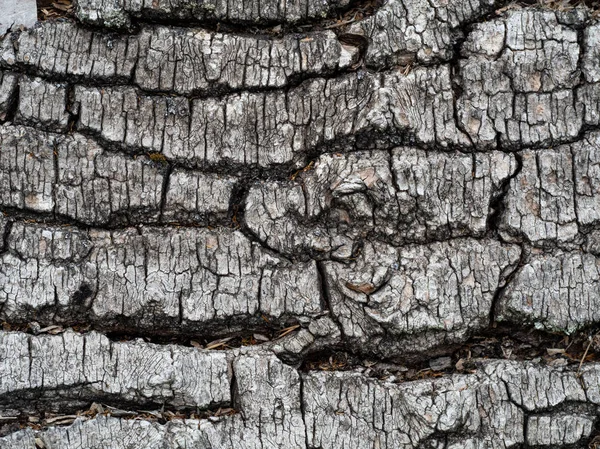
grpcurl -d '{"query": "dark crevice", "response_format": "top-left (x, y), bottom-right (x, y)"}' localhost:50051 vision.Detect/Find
top-left (586, 419), bottom-right (600, 449)
top-left (2, 314), bottom-right (304, 352)
top-left (228, 360), bottom-right (240, 415)
top-left (231, 181), bottom-right (295, 261)
top-left (0, 203), bottom-right (235, 232)
top-left (157, 161), bottom-right (172, 223)
top-left (316, 261), bottom-right (334, 318)
top-left (228, 180), bottom-right (250, 232)
top-left (51, 134), bottom-right (59, 219)
top-left (449, 31), bottom-right (481, 150)
top-left (1, 50), bottom-right (369, 102)
top-left (0, 396), bottom-right (236, 437)
top-left (489, 242), bottom-right (529, 325)
top-left (483, 150), bottom-right (526, 325)
top-left (298, 376), bottom-right (311, 449)
top-left (3, 317), bottom-right (598, 373)
top-left (0, 391), bottom-right (229, 416)
top-left (337, 32), bottom-right (370, 66)
top-left (66, 124), bottom-right (489, 178)
top-left (299, 322), bottom-right (600, 379)
top-left (0, 76), bottom-right (19, 124)
top-left (1, 318), bottom-right (598, 381)
top-left (69, 0), bottom-right (384, 35)
top-left (486, 152), bottom-right (524, 237)
top-left (314, 260), bottom-right (348, 350)
top-left (64, 82), bottom-right (79, 133)
top-left (0, 218), bottom-right (12, 255)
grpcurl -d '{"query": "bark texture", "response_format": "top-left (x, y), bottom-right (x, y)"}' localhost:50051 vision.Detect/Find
top-left (0, 0), bottom-right (600, 447)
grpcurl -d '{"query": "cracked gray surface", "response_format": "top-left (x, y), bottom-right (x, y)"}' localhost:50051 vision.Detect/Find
top-left (74, 0), bottom-right (352, 28)
top-left (1, 21), bottom-right (358, 95)
top-left (0, 346), bottom-right (598, 448)
top-left (321, 238), bottom-right (521, 356)
top-left (500, 131), bottom-right (600, 246)
top-left (68, 65), bottom-right (464, 168)
top-left (0, 222), bottom-right (324, 331)
top-left (245, 149), bottom-right (517, 256)
top-left (0, 330), bottom-right (231, 412)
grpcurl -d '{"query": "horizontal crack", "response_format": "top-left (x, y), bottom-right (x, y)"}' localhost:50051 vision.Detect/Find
top-left (2, 320), bottom-right (598, 374)
top-left (0, 399), bottom-right (237, 438)
top-left (58, 0), bottom-right (385, 34)
top-left (299, 322), bottom-right (600, 379)
top-left (3, 59), bottom-right (368, 102)
top-left (1, 319), bottom-right (304, 352)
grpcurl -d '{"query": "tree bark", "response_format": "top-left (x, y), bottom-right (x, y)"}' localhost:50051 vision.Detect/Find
top-left (0, 0), bottom-right (599, 447)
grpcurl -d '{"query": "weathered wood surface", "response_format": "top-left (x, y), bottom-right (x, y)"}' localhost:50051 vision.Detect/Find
top-left (0, 0), bottom-right (600, 447)
top-left (0, 0), bottom-right (37, 35)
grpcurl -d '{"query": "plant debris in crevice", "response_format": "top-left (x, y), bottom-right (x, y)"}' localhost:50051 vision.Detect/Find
top-left (37, 0), bottom-right (73, 21)
top-left (1, 318), bottom-right (303, 350)
top-left (300, 325), bottom-right (600, 383)
top-left (107, 321), bottom-right (302, 349)
top-left (509, 0), bottom-right (600, 16)
top-left (531, 0), bottom-right (600, 10)
top-left (4, 319), bottom-right (600, 372)
top-left (454, 325), bottom-right (600, 370)
top-left (319, 0), bottom-right (384, 31)
top-left (0, 401), bottom-right (237, 438)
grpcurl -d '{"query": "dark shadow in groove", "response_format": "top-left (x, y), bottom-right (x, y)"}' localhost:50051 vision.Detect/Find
top-left (298, 323), bottom-right (600, 380)
top-left (0, 395), bottom-right (236, 437)
top-left (36, 0), bottom-right (385, 35)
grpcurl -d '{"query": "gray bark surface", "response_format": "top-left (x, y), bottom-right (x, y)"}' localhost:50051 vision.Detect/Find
top-left (0, 0), bottom-right (37, 35)
top-left (0, 0), bottom-right (599, 447)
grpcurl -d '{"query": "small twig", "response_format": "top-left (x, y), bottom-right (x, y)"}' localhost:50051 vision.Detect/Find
top-left (0, 416), bottom-right (18, 422)
top-left (44, 415), bottom-right (78, 425)
top-left (577, 331), bottom-right (599, 375)
top-left (323, 18), bottom-right (358, 29)
top-left (205, 336), bottom-right (234, 350)
top-left (277, 324), bottom-right (300, 339)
